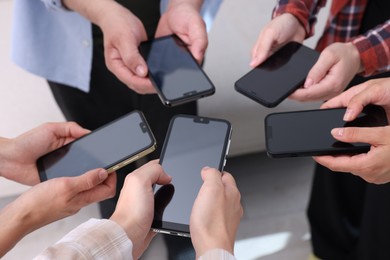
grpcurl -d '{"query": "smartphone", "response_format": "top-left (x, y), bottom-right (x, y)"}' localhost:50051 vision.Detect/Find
top-left (139, 34), bottom-right (215, 107)
top-left (265, 105), bottom-right (388, 158)
top-left (152, 114), bottom-right (232, 237)
top-left (235, 41), bottom-right (320, 108)
top-left (37, 110), bottom-right (156, 181)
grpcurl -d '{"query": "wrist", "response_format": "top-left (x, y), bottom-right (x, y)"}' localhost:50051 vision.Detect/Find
top-left (347, 42), bottom-right (364, 74)
top-left (167, 0), bottom-right (203, 12)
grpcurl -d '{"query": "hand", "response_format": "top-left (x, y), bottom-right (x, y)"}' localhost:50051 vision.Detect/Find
top-left (63, 0), bottom-right (155, 94)
top-left (313, 78), bottom-right (390, 184)
top-left (250, 13), bottom-right (306, 67)
top-left (155, 0), bottom-right (208, 63)
top-left (109, 160), bottom-right (172, 259)
top-left (0, 122), bottom-right (90, 186)
top-left (321, 78), bottom-right (390, 122)
top-left (290, 42), bottom-right (363, 101)
top-left (0, 168), bottom-right (116, 255)
top-left (190, 167), bottom-right (243, 257)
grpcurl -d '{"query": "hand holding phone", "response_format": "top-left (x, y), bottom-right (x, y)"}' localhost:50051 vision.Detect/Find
top-left (152, 114), bottom-right (232, 237)
top-left (265, 105), bottom-right (388, 158)
top-left (139, 35), bottom-right (215, 107)
top-left (38, 111), bottom-right (156, 181)
top-left (235, 42), bottom-right (319, 108)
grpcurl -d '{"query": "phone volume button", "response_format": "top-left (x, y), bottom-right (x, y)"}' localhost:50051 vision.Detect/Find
top-left (226, 139), bottom-right (231, 155)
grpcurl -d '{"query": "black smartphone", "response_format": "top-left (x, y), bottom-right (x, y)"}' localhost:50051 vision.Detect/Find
top-left (152, 114), bottom-right (232, 237)
top-left (139, 34), bottom-right (215, 107)
top-left (37, 110), bottom-right (156, 181)
top-left (265, 105), bottom-right (388, 158)
top-left (235, 41), bottom-right (320, 108)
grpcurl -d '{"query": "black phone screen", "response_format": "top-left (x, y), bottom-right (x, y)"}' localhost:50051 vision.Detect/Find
top-left (37, 111), bottom-right (156, 181)
top-left (265, 105), bottom-right (388, 158)
top-left (153, 115), bottom-right (232, 236)
top-left (235, 42), bottom-right (320, 107)
top-left (139, 35), bottom-right (215, 107)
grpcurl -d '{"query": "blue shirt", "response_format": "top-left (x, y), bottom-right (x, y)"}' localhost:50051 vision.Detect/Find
top-left (11, 0), bottom-right (222, 92)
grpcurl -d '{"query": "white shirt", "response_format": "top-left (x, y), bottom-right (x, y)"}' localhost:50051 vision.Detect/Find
top-left (34, 218), bottom-right (236, 260)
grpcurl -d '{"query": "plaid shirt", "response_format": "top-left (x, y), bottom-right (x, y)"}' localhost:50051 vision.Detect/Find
top-left (273, 0), bottom-right (390, 76)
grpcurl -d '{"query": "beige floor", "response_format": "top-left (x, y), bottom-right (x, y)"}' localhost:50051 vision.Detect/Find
top-left (1, 0), bottom-right (329, 259)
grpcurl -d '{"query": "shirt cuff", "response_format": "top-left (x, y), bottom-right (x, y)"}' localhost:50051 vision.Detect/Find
top-left (40, 0), bottom-right (68, 11)
top-left (273, 2), bottom-right (312, 37)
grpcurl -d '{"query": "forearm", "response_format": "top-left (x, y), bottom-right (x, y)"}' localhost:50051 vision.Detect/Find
top-left (0, 137), bottom-right (13, 178)
top-left (0, 202), bottom-right (35, 257)
top-left (62, 0), bottom-right (123, 27)
top-left (273, 0), bottom-right (327, 37)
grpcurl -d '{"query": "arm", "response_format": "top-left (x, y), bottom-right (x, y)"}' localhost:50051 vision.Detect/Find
top-left (292, 20), bottom-right (390, 102)
top-left (61, 0), bottom-right (155, 94)
top-left (190, 167), bottom-right (243, 259)
top-left (250, 0), bottom-right (326, 67)
top-left (0, 169), bottom-right (116, 256)
top-left (0, 122), bottom-right (90, 186)
top-left (156, 0), bottom-right (207, 63)
top-left (313, 78), bottom-right (390, 184)
top-left (35, 160), bottom-right (171, 259)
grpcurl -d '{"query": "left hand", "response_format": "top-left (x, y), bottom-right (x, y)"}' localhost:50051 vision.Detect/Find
top-left (109, 160), bottom-right (172, 259)
top-left (0, 168), bottom-right (116, 255)
top-left (155, 0), bottom-right (208, 64)
top-left (290, 42), bottom-right (363, 102)
top-left (0, 122), bottom-right (90, 186)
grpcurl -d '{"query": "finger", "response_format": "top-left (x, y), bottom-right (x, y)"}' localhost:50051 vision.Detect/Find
top-left (77, 172), bottom-right (117, 205)
top-left (304, 51), bottom-right (336, 88)
top-left (72, 168), bottom-right (109, 192)
top-left (313, 154), bottom-right (366, 173)
top-left (135, 161), bottom-right (172, 185)
top-left (221, 171), bottom-right (238, 188)
top-left (331, 127), bottom-right (387, 145)
top-left (345, 86), bottom-right (386, 121)
top-left (200, 167), bottom-right (223, 184)
top-left (187, 27), bottom-right (208, 63)
top-left (250, 30), bottom-right (277, 67)
top-left (289, 83), bottom-right (332, 101)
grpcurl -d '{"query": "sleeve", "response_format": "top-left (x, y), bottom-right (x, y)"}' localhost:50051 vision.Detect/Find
top-left (40, 0), bottom-right (68, 11)
top-left (33, 219), bottom-right (133, 260)
top-left (353, 20), bottom-right (390, 76)
top-left (198, 248), bottom-right (236, 260)
top-left (272, 0), bottom-right (327, 38)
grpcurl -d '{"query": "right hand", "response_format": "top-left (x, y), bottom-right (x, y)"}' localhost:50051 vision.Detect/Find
top-left (250, 13), bottom-right (306, 68)
top-left (313, 78), bottom-right (390, 184)
top-left (97, 2), bottom-right (155, 94)
top-left (190, 167), bottom-right (243, 257)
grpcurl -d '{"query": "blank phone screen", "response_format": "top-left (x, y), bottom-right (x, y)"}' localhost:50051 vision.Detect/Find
top-left (139, 35), bottom-right (215, 105)
top-left (265, 106), bottom-right (388, 157)
top-left (235, 42), bottom-right (320, 107)
top-left (153, 115), bottom-right (231, 234)
top-left (38, 111), bottom-right (155, 180)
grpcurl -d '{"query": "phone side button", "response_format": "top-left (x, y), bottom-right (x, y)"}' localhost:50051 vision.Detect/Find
top-left (223, 159), bottom-right (227, 167)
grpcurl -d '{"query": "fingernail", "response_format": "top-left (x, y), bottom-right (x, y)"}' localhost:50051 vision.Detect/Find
top-left (136, 65), bottom-right (146, 77)
top-left (98, 169), bottom-right (108, 181)
top-left (343, 108), bottom-right (353, 121)
top-left (304, 78), bottom-right (313, 88)
top-left (331, 128), bottom-right (344, 137)
top-left (202, 166), bottom-right (211, 171)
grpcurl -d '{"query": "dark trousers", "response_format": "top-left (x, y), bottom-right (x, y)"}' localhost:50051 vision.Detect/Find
top-left (48, 42), bottom-right (196, 259)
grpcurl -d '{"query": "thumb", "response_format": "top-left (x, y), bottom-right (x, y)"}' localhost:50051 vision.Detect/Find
top-left (304, 52), bottom-right (335, 88)
top-left (72, 168), bottom-right (108, 192)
